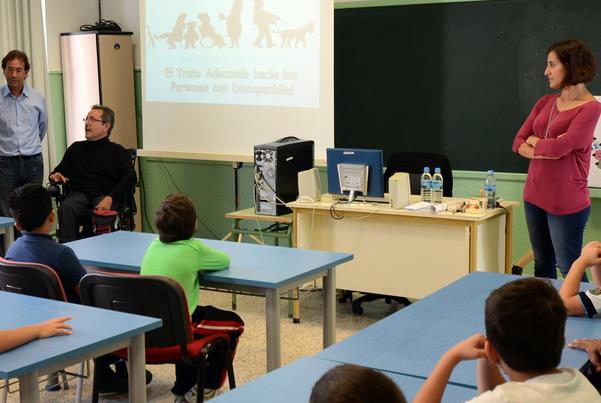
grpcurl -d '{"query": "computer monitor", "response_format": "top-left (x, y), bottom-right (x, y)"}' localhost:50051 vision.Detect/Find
top-left (327, 148), bottom-right (385, 200)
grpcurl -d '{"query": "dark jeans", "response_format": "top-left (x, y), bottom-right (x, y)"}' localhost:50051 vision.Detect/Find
top-left (524, 201), bottom-right (590, 280)
top-left (0, 154), bottom-right (43, 217)
top-left (57, 191), bottom-right (120, 243)
top-left (172, 307), bottom-right (204, 395)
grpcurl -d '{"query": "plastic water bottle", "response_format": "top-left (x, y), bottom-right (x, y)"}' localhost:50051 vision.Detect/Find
top-left (431, 167), bottom-right (443, 204)
top-left (420, 167), bottom-right (432, 203)
top-left (484, 170), bottom-right (496, 209)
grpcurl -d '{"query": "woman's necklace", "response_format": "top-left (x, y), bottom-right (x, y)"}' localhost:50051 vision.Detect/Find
top-left (544, 89), bottom-right (583, 138)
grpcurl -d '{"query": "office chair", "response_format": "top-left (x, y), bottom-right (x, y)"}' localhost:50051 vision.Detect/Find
top-left (0, 257), bottom-right (87, 403)
top-left (341, 151), bottom-right (454, 315)
top-left (383, 151), bottom-right (453, 196)
top-left (47, 148), bottom-right (137, 240)
top-left (80, 273), bottom-right (242, 403)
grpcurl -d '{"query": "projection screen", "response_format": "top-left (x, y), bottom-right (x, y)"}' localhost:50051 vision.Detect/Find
top-left (140, 0), bottom-right (333, 161)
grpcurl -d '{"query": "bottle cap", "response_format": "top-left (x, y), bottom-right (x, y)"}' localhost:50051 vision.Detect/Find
top-left (423, 167), bottom-right (430, 173)
top-left (487, 170), bottom-right (494, 175)
top-left (435, 167), bottom-right (441, 173)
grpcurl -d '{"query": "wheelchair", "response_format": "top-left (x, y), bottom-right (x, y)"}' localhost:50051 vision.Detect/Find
top-left (47, 149), bottom-right (137, 240)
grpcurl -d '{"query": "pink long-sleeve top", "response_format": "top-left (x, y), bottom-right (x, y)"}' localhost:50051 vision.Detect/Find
top-left (512, 94), bottom-right (601, 215)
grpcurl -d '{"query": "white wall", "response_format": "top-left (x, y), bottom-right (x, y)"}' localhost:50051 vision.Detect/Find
top-left (102, 0), bottom-right (140, 68)
top-left (44, 0), bottom-right (98, 71)
top-left (44, 0), bottom-right (141, 71)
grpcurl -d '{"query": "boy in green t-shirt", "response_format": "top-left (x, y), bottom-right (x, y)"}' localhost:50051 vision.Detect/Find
top-left (141, 193), bottom-right (230, 401)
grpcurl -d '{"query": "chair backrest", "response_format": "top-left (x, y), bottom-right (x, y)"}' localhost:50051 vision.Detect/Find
top-left (79, 273), bottom-right (191, 349)
top-left (0, 257), bottom-right (68, 301)
top-left (383, 152), bottom-right (453, 197)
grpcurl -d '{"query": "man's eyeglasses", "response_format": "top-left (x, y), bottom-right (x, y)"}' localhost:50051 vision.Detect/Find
top-left (83, 117), bottom-right (105, 124)
top-left (5, 67), bottom-right (25, 74)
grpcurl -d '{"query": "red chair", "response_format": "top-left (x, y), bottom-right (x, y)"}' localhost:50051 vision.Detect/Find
top-left (79, 273), bottom-right (243, 403)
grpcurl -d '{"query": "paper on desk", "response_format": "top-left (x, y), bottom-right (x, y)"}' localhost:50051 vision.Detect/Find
top-left (405, 202), bottom-right (447, 212)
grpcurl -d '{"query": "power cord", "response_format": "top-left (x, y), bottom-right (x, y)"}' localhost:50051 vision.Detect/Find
top-left (80, 19), bottom-right (122, 32)
top-left (157, 158), bottom-right (221, 240)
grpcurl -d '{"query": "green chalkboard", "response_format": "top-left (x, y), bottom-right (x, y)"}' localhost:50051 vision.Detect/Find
top-left (334, 0), bottom-right (601, 172)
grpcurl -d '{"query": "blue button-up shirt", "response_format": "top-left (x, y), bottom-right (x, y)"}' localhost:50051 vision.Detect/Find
top-left (0, 84), bottom-right (47, 156)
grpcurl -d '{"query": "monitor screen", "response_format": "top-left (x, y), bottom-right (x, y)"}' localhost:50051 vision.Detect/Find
top-left (326, 148), bottom-right (385, 198)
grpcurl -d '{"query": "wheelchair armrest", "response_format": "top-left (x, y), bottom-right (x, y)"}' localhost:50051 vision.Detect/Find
top-left (93, 209), bottom-right (118, 217)
top-left (46, 183), bottom-right (63, 198)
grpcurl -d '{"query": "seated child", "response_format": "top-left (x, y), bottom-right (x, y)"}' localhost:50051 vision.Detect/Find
top-left (559, 241), bottom-right (601, 317)
top-left (7, 184), bottom-right (136, 392)
top-left (310, 363), bottom-right (407, 403)
top-left (0, 316), bottom-right (72, 353)
top-left (141, 193), bottom-right (230, 401)
top-left (413, 277), bottom-right (600, 403)
top-left (6, 184), bottom-right (87, 303)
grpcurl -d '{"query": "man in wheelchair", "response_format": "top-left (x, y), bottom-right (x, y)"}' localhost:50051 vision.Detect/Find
top-left (49, 105), bottom-right (136, 243)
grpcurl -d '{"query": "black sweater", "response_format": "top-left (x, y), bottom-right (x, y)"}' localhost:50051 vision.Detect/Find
top-left (52, 137), bottom-right (136, 201)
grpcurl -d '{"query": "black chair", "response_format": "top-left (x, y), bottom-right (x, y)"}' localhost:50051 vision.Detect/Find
top-left (79, 273), bottom-right (239, 403)
top-left (47, 148), bottom-right (137, 239)
top-left (342, 152), bottom-right (454, 315)
top-left (383, 151), bottom-right (453, 196)
top-left (0, 257), bottom-right (86, 402)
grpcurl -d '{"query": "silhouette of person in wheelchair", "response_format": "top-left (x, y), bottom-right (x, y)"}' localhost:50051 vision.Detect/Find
top-left (48, 105), bottom-right (136, 243)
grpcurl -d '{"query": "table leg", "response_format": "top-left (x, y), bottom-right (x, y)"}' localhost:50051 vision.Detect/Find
top-left (19, 371), bottom-right (39, 403)
top-left (504, 207), bottom-right (514, 274)
top-left (265, 288), bottom-right (281, 372)
top-left (128, 333), bottom-right (146, 403)
top-left (323, 267), bottom-right (336, 347)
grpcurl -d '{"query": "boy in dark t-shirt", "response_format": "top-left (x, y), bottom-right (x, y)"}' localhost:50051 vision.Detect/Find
top-left (6, 184), bottom-right (86, 302)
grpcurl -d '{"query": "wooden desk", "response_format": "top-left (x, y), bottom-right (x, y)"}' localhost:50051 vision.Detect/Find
top-left (288, 196), bottom-right (517, 300)
top-left (223, 208), bottom-right (292, 246)
top-left (66, 231), bottom-right (352, 371)
top-left (0, 291), bottom-right (160, 402)
top-left (316, 272), bottom-right (598, 387)
top-left (223, 208), bottom-right (300, 322)
top-left (211, 356), bottom-right (476, 403)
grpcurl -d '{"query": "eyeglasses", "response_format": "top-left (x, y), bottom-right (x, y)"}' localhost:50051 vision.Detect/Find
top-left (83, 117), bottom-right (105, 124)
top-left (5, 67), bottom-right (25, 74)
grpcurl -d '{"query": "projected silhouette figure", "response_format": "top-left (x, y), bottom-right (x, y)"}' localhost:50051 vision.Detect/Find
top-left (146, 25), bottom-right (157, 49)
top-left (155, 12), bottom-right (187, 49)
top-left (253, 0), bottom-right (279, 48)
top-left (280, 21), bottom-right (314, 48)
top-left (220, 0), bottom-right (243, 49)
top-left (198, 13), bottom-right (226, 48)
top-left (184, 21), bottom-right (199, 49)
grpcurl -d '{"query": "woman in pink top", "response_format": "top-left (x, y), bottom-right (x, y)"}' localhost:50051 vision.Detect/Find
top-left (512, 39), bottom-right (601, 279)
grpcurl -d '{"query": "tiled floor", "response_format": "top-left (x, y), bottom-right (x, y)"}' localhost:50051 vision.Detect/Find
top-left (3, 286), bottom-right (404, 402)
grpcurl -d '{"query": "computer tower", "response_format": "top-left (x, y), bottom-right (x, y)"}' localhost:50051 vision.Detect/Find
top-left (254, 138), bottom-right (314, 215)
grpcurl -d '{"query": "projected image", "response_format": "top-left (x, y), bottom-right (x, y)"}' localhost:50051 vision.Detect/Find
top-left (145, 0), bottom-right (320, 107)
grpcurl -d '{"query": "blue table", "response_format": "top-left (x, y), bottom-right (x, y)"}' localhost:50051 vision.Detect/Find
top-left (65, 231), bottom-right (353, 371)
top-left (0, 217), bottom-right (15, 253)
top-left (211, 356), bottom-right (476, 402)
top-left (316, 272), bottom-right (601, 387)
top-left (0, 291), bottom-right (161, 402)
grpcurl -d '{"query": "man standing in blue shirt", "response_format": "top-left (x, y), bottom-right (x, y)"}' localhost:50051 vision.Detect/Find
top-left (0, 50), bottom-right (48, 218)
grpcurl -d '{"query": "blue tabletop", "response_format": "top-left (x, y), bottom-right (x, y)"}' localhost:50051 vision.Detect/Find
top-left (211, 356), bottom-right (476, 403)
top-left (0, 291), bottom-right (161, 378)
top-left (66, 231), bottom-right (353, 289)
top-left (317, 272), bottom-right (600, 387)
top-left (0, 217), bottom-right (14, 228)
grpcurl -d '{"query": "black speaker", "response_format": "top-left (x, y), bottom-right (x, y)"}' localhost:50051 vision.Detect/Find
top-left (254, 138), bottom-right (314, 215)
